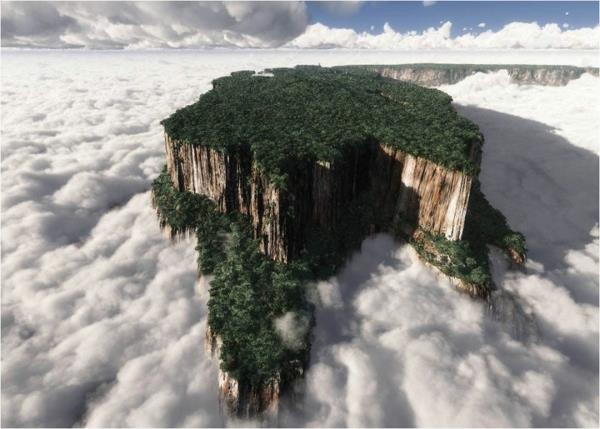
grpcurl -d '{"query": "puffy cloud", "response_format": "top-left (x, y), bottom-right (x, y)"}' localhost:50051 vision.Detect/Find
top-left (1, 51), bottom-right (598, 427)
top-left (478, 22), bottom-right (487, 28)
top-left (423, 1), bottom-right (437, 7)
top-left (1, 1), bottom-right (308, 49)
top-left (286, 20), bottom-right (600, 49)
top-left (440, 70), bottom-right (600, 154)
top-left (274, 312), bottom-right (310, 351)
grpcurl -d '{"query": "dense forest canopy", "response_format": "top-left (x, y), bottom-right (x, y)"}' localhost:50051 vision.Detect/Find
top-left (161, 66), bottom-right (483, 179)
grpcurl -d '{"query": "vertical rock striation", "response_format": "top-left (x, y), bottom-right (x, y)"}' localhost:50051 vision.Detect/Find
top-left (164, 133), bottom-right (477, 264)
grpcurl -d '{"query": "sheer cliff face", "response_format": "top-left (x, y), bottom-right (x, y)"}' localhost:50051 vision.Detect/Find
top-left (375, 66), bottom-right (597, 86)
top-left (205, 328), bottom-right (280, 420)
top-left (164, 133), bottom-right (475, 263)
top-left (377, 146), bottom-right (473, 240)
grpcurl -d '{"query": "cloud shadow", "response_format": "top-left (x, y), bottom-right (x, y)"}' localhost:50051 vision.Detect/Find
top-left (456, 105), bottom-right (599, 305)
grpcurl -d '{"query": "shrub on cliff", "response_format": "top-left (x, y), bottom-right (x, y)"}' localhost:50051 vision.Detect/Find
top-left (410, 230), bottom-right (492, 287)
top-left (464, 180), bottom-right (527, 262)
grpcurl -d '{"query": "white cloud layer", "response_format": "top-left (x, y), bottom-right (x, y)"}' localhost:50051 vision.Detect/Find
top-left (287, 21), bottom-right (600, 50)
top-left (1, 51), bottom-right (598, 427)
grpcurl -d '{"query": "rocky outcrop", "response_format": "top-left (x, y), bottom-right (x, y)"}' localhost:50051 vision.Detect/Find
top-left (164, 133), bottom-right (479, 262)
top-left (367, 65), bottom-right (599, 86)
top-left (410, 229), bottom-right (490, 299)
top-left (205, 327), bottom-right (280, 419)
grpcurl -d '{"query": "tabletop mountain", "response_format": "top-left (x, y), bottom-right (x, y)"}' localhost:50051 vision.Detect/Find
top-left (151, 65), bottom-right (526, 420)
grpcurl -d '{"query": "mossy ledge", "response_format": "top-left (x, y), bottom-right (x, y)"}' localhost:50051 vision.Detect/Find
top-left (151, 65), bottom-right (526, 419)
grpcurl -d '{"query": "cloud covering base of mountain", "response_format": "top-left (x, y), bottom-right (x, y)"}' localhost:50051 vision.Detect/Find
top-left (1, 1), bottom-right (598, 50)
top-left (1, 51), bottom-right (598, 427)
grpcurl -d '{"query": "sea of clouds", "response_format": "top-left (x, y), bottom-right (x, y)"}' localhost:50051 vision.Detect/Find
top-left (1, 50), bottom-right (598, 427)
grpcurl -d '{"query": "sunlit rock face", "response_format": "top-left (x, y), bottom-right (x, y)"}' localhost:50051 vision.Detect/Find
top-left (374, 65), bottom-right (599, 86)
top-left (164, 133), bottom-right (478, 263)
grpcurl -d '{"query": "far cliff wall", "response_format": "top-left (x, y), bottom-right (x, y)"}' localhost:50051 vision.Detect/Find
top-left (164, 134), bottom-right (475, 262)
top-left (369, 65), bottom-right (599, 86)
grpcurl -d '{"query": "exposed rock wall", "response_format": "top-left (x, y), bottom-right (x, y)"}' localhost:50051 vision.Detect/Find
top-left (165, 134), bottom-right (289, 262)
top-left (373, 65), bottom-right (598, 86)
top-left (164, 133), bottom-right (475, 262)
top-left (205, 327), bottom-right (280, 419)
top-left (377, 146), bottom-right (473, 240)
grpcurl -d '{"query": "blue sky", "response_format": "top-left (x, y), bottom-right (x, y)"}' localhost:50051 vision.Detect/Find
top-left (307, 1), bottom-right (599, 34)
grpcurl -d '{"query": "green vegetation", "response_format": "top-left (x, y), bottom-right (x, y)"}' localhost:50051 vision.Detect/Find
top-left (208, 223), bottom-right (313, 385)
top-left (151, 168), bottom-right (218, 235)
top-left (152, 168), bottom-right (312, 387)
top-left (410, 180), bottom-right (527, 289)
top-left (161, 66), bottom-right (483, 183)
top-left (154, 171), bottom-right (526, 388)
top-left (152, 167), bottom-right (392, 387)
top-left (463, 180), bottom-right (527, 261)
top-left (410, 230), bottom-right (492, 288)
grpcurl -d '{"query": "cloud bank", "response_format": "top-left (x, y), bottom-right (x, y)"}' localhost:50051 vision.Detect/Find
top-left (287, 21), bottom-right (600, 49)
top-left (1, 1), bottom-right (598, 50)
top-left (1, 51), bottom-right (598, 427)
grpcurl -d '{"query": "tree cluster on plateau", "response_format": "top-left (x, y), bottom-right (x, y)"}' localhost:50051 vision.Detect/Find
top-left (161, 66), bottom-right (483, 186)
